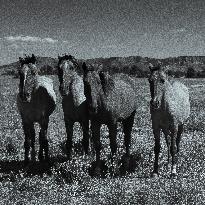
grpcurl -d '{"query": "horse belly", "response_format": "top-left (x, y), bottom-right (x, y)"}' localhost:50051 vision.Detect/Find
top-left (106, 96), bottom-right (136, 121)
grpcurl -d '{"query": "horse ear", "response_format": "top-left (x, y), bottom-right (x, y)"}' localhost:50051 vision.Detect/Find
top-left (99, 71), bottom-right (106, 84)
top-left (97, 64), bottom-right (103, 73)
top-left (149, 63), bottom-right (154, 71)
top-left (82, 62), bottom-right (88, 75)
top-left (99, 71), bottom-right (114, 93)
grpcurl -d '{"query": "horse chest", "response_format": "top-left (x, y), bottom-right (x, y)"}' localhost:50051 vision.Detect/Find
top-left (62, 97), bottom-right (87, 121)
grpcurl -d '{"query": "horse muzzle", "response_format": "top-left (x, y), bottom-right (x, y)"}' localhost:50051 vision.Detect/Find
top-left (20, 92), bottom-right (31, 103)
top-left (88, 104), bottom-right (98, 115)
top-left (150, 99), bottom-right (160, 109)
top-left (59, 85), bottom-right (67, 96)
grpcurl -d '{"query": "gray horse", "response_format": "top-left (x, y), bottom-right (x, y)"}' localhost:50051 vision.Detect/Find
top-left (17, 55), bottom-right (56, 165)
top-left (148, 63), bottom-right (190, 177)
top-left (57, 54), bottom-right (90, 159)
top-left (82, 62), bottom-right (137, 172)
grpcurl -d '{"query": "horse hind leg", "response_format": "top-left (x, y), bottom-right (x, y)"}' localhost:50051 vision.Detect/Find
top-left (107, 123), bottom-right (118, 160)
top-left (176, 124), bottom-right (183, 153)
top-left (170, 125), bottom-right (178, 177)
top-left (122, 111), bottom-right (136, 156)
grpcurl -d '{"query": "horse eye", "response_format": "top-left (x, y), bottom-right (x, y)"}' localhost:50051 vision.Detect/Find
top-left (160, 78), bottom-right (165, 83)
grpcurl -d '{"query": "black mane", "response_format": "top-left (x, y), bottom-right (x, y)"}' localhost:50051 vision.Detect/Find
top-left (19, 54), bottom-right (37, 66)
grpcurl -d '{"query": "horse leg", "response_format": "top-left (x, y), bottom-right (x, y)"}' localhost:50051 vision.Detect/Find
top-left (122, 111), bottom-right (135, 156)
top-left (39, 117), bottom-right (49, 162)
top-left (163, 129), bottom-right (171, 164)
top-left (91, 121), bottom-right (101, 164)
top-left (30, 124), bottom-right (36, 162)
top-left (22, 123), bottom-right (31, 165)
top-left (107, 122), bottom-right (118, 158)
top-left (80, 120), bottom-right (90, 155)
top-left (64, 118), bottom-right (74, 160)
top-left (176, 124), bottom-right (183, 153)
top-left (170, 124), bottom-right (178, 177)
top-left (153, 128), bottom-right (161, 176)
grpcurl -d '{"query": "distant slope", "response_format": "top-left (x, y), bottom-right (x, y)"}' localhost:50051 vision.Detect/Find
top-left (1, 55), bottom-right (205, 78)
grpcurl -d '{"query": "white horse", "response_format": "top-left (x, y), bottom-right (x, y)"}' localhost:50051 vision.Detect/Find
top-left (148, 63), bottom-right (190, 177)
top-left (57, 54), bottom-right (90, 159)
top-left (17, 55), bottom-right (56, 165)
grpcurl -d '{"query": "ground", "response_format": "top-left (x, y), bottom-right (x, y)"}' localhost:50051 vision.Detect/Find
top-left (0, 76), bottom-right (205, 204)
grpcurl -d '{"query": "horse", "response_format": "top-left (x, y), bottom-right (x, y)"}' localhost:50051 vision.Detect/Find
top-left (148, 63), bottom-right (190, 177)
top-left (17, 54), bottom-right (56, 165)
top-left (82, 62), bottom-right (137, 173)
top-left (57, 54), bottom-right (90, 159)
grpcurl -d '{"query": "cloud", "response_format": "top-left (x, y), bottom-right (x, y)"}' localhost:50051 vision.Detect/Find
top-left (4, 35), bottom-right (58, 43)
top-left (170, 28), bottom-right (186, 34)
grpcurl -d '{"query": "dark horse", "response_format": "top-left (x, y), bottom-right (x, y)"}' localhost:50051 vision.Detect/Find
top-left (148, 63), bottom-right (190, 177)
top-left (82, 63), bottom-right (137, 172)
top-left (57, 54), bottom-right (90, 159)
top-left (17, 54), bottom-right (56, 165)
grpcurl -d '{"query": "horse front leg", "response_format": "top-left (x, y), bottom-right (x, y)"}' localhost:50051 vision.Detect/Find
top-left (153, 128), bottom-right (161, 177)
top-left (163, 129), bottom-right (171, 164)
top-left (30, 124), bottom-right (36, 162)
top-left (91, 121), bottom-right (101, 164)
top-left (22, 122), bottom-right (32, 165)
top-left (39, 118), bottom-right (49, 162)
top-left (80, 120), bottom-right (90, 155)
top-left (64, 117), bottom-right (74, 160)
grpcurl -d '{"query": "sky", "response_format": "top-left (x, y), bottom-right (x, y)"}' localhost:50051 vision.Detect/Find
top-left (0, 0), bottom-right (205, 65)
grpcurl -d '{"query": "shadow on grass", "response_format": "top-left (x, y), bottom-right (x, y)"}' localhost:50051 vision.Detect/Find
top-left (88, 152), bottom-right (142, 178)
top-left (60, 140), bottom-right (92, 157)
top-left (0, 155), bottom-right (69, 181)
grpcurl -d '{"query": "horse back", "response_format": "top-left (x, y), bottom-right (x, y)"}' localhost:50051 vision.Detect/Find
top-left (102, 77), bottom-right (137, 120)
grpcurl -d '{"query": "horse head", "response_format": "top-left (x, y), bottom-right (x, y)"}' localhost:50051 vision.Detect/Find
top-left (57, 54), bottom-right (79, 96)
top-left (18, 54), bottom-right (38, 102)
top-left (148, 61), bottom-right (167, 109)
top-left (83, 62), bottom-right (109, 115)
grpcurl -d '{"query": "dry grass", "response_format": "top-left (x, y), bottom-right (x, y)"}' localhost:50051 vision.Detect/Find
top-left (0, 76), bottom-right (205, 204)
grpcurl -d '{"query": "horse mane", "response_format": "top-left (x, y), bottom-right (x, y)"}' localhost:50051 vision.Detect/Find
top-left (99, 71), bottom-right (115, 94)
top-left (58, 54), bottom-right (81, 75)
top-left (19, 54), bottom-right (37, 66)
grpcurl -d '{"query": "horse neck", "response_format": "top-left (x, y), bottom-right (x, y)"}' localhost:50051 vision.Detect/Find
top-left (64, 69), bottom-right (79, 85)
top-left (26, 72), bottom-right (38, 90)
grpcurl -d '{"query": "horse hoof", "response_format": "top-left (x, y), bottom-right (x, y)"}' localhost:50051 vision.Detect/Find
top-left (152, 172), bottom-right (159, 178)
top-left (24, 159), bottom-right (29, 167)
top-left (94, 166), bottom-right (101, 176)
top-left (88, 160), bottom-right (107, 177)
top-left (38, 154), bottom-right (44, 162)
top-left (170, 172), bottom-right (177, 178)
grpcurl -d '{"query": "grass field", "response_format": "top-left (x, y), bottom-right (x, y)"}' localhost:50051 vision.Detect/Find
top-left (0, 75), bottom-right (205, 204)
